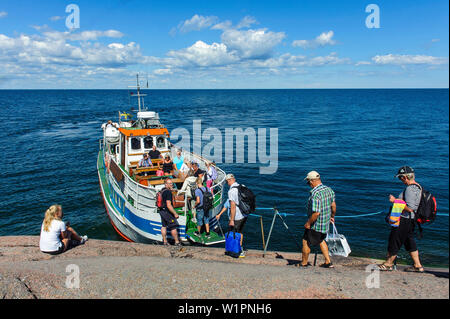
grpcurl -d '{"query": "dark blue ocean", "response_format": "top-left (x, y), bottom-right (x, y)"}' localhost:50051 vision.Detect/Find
top-left (0, 89), bottom-right (448, 267)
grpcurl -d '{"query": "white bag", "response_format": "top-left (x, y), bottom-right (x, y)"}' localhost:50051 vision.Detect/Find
top-left (325, 223), bottom-right (351, 257)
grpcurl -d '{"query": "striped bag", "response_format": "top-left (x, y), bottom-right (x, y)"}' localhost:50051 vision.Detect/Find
top-left (388, 199), bottom-right (406, 227)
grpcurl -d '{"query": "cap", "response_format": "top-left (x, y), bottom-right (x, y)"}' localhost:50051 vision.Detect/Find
top-left (304, 171), bottom-right (320, 181)
top-left (225, 173), bottom-right (235, 180)
top-left (395, 166), bottom-right (414, 177)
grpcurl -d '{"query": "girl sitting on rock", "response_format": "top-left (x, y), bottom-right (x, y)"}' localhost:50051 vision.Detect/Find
top-left (39, 204), bottom-right (88, 255)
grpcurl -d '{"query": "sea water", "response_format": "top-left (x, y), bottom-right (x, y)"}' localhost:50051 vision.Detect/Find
top-left (0, 89), bottom-right (448, 266)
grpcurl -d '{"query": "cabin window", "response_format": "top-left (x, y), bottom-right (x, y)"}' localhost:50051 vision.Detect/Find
top-left (156, 136), bottom-right (165, 148)
top-left (131, 137), bottom-right (141, 150)
top-left (143, 136), bottom-right (153, 149)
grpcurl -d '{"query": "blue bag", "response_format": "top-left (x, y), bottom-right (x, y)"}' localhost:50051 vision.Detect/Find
top-left (225, 231), bottom-right (242, 258)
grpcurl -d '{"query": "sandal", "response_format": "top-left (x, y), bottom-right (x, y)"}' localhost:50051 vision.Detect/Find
top-left (378, 263), bottom-right (394, 271)
top-left (404, 266), bottom-right (424, 273)
top-left (295, 262), bottom-right (312, 268)
top-left (163, 242), bottom-right (170, 246)
top-left (319, 262), bottom-right (334, 268)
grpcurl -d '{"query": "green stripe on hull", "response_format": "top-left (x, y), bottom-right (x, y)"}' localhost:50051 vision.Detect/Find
top-left (97, 150), bottom-right (122, 218)
top-left (98, 149), bottom-right (224, 245)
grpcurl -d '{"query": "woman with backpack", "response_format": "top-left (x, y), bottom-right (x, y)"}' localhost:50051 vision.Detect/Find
top-left (378, 166), bottom-right (424, 273)
top-left (193, 177), bottom-right (213, 238)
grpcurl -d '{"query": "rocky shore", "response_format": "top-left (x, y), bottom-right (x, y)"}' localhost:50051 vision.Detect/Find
top-left (0, 236), bottom-right (447, 299)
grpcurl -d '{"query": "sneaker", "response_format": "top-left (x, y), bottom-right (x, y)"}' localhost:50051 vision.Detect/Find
top-left (80, 235), bottom-right (88, 244)
top-left (175, 242), bottom-right (183, 247)
top-left (205, 232), bottom-right (211, 238)
top-left (239, 251), bottom-right (246, 258)
top-left (319, 262), bottom-right (334, 268)
top-left (194, 231), bottom-right (201, 237)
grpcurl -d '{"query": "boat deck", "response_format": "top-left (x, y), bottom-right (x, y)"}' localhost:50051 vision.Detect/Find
top-left (100, 150), bottom-right (225, 245)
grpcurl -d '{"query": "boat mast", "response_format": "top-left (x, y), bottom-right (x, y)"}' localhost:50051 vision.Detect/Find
top-left (136, 74), bottom-right (141, 112)
top-left (128, 74), bottom-right (147, 113)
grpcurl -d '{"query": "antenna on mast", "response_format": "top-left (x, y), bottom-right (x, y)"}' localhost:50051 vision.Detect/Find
top-left (136, 74), bottom-right (141, 112)
top-left (128, 73), bottom-right (147, 112)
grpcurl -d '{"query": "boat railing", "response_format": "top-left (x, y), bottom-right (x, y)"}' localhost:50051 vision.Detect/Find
top-left (103, 151), bottom-right (158, 215)
top-left (103, 145), bottom-right (226, 218)
top-left (172, 147), bottom-right (226, 215)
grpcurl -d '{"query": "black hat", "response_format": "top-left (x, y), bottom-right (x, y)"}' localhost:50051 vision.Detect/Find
top-left (395, 166), bottom-right (414, 177)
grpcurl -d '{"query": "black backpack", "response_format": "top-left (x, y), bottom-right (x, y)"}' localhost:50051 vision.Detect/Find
top-left (231, 184), bottom-right (256, 217)
top-left (415, 185), bottom-right (437, 225)
top-left (199, 187), bottom-right (213, 212)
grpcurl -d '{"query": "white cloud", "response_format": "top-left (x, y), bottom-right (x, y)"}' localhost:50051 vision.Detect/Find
top-left (210, 20), bottom-right (233, 31)
top-left (0, 27), bottom-right (150, 88)
top-left (221, 28), bottom-right (285, 59)
top-left (154, 68), bottom-right (173, 75)
top-left (178, 15), bottom-right (257, 33)
top-left (307, 52), bottom-right (350, 66)
top-left (248, 52), bottom-right (349, 68)
top-left (372, 54), bottom-right (448, 65)
top-left (9, 14), bottom-right (446, 88)
top-left (0, 30), bottom-right (145, 72)
top-left (42, 30), bottom-right (124, 41)
top-left (236, 16), bottom-right (258, 29)
top-left (355, 61), bottom-right (372, 66)
top-left (0, 11), bottom-right (7, 18)
top-left (167, 40), bottom-right (238, 67)
top-left (292, 31), bottom-right (336, 49)
top-left (177, 14), bottom-right (218, 33)
top-left (50, 16), bottom-right (64, 21)
top-left (31, 25), bottom-right (50, 31)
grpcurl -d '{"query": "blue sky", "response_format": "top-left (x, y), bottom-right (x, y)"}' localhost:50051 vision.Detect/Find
top-left (0, 0), bottom-right (448, 88)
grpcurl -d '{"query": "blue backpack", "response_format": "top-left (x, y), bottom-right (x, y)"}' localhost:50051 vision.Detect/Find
top-left (224, 231), bottom-right (242, 258)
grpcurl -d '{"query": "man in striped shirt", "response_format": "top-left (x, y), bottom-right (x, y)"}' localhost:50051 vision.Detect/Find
top-left (300, 171), bottom-right (336, 268)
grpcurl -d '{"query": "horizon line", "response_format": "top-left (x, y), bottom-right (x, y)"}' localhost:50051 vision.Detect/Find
top-left (0, 87), bottom-right (448, 90)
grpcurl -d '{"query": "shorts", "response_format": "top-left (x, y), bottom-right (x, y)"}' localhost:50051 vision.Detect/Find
top-left (233, 217), bottom-right (247, 234)
top-left (160, 209), bottom-right (179, 231)
top-left (303, 228), bottom-right (327, 247)
top-left (41, 244), bottom-right (65, 255)
top-left (388, 217), bottom-right (417, 255)
top-left (196, 208), bottom-right (210, 227)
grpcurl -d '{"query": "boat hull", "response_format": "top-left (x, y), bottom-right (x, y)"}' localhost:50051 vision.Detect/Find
top-left (97, 150), bottom-right (222, 244)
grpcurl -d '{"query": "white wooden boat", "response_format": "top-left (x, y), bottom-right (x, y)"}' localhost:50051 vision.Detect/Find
top-left (97, 76), bottom-right (226, 245)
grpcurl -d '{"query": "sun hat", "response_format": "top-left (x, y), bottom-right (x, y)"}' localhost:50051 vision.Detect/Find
top-left (304, 171), bottom-right (320, 181)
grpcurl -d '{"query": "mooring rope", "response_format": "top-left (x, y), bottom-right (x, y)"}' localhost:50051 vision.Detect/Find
top-left (255, 207), bottom-right (384, 218)
top-left (254, 208), bottom-right (448, 218)
top-left (243, 207), bottom-right (448, 256)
